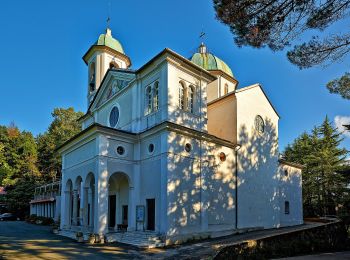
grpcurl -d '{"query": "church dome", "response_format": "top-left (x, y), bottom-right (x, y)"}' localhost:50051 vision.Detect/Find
top-left (95, 28), bottom-right (125, 54)
top-left (190, 43), bottom-right (234, 78)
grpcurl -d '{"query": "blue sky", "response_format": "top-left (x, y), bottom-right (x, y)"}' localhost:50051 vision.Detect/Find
top-left (0, 0), bottom-right (349, 151)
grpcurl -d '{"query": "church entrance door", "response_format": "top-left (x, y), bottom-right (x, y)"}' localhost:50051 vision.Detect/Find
top-left (108, 172), bottom-right (130, 231)
top-left (147, 199), bottom-right (155, 231)
top-left (122, 205), bottom-right (128, 225)
top-left (109, 195), bottom-right (116, 228)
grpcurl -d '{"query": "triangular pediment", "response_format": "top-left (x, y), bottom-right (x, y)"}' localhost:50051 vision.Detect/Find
top-left (89, 70), bottom-right (136, 111)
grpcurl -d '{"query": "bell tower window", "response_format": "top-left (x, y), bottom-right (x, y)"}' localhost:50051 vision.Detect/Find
top-left (109, 61), bottom-right (119, 69)
top-left (224, 83), bottom-right (229, 95)
top-left (178, 82), bottom-right (185, 110)
top-left (187, 85), bottom-right (194, 113)
top-left (153, 81), bottom-right (159, 111)
top-left (89, 62), bottom-right (96, 92)
top-left (146, 86), bottom-right (152, 114)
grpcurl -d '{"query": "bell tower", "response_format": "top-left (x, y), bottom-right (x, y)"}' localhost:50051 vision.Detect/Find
top-left (83, 28), bottom-right (131, 107)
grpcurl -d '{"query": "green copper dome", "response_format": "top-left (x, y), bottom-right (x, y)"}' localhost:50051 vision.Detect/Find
top-left (95, 28), bottom-right (125, 54)
top-left (190, 44), bottom-right (234, 77)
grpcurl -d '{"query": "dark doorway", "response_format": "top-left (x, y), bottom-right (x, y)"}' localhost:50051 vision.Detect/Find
top-left (70, 194), bottom-right (74, 225)
top-left (88, 203), bottom-right (90, 226)
top-left (109, 195), bottom-right (116, 228)
top-left (77, 198), bottom-right (80, 225)
top-left (122, 205), bottom-right (128, 225)
top-left (147, 199), bottom-right (155, 231)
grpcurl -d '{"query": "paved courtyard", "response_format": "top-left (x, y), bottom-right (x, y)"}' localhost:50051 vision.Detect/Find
top-left (0, 221), bottom-right (349, 259)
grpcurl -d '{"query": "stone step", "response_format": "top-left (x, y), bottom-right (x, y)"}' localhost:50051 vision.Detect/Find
top-left (105, 231), bottom-right (165, 248)
top-left (58, 230), bottom-right (77, 240)
top-left (58, 230), bottom-right (165, 248)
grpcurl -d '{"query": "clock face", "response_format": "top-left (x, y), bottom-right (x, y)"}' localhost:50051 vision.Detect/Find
top-left (255, 115), bottom-right (264, 134)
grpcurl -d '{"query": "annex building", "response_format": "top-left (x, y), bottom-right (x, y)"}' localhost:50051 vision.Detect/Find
top-left (57, 27), bottom-right (303, 246)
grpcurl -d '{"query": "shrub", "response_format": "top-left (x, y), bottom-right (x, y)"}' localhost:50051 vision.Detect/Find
top-left (26, 214), bottom-right (54, 226)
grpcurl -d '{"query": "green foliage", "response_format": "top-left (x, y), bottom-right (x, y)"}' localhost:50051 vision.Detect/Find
top-left (327, 72), bottom-right (350, 100)
top-left (37, 107), bottom-right (83, 182)
top-left (0, 107), bottom-right (83, 216)
top-left (213, 0), bottom-right (350, 99)
top-left (284, 116), bottom-right (349, 216)
top-left (26, 214), bottom-right (54, 225)
top-left (0, 124), bottom-right (41, 216)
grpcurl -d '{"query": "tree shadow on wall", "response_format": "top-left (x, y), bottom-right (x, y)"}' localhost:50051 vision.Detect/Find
top-left (165, 84), bottom-right (237, 238)
top-left (236, 118), bottom-right (280, 228)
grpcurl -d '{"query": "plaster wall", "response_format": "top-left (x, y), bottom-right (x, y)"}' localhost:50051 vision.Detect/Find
top-left (86, 62), bottom-right (168, 134)
top-left (64, 139), bottom-right (96, 169)
top-left (235, 86), bottom-right (280, 229)
top-left (207, 94), bottom-right (237, 143)
top-left (82, 116), bottom-right (94, 130)
top-left (95, 88), bottom-right (133, 130)
top-left (87, 52), bottom-right (127, 94)
top-left (207, 80), bottom-right (219, 103)
top-left (218, 76), bottom-right (236, 96)
top-left (206, 76), bottom-right (236, 102)
top-left (167, 63), bottom-right (208, 132)
top-left (139, 64), bottom-right (168, 132)
top-left (138, 131), bottom-right (168, 232)
top-left (278, 164), bottom-right (303, 227)
top-left (166, 130), bottom-right (236, 239)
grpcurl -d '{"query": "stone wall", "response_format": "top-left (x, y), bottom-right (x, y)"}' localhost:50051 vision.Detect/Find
top-left (215, 220), bottom-right (349, 259)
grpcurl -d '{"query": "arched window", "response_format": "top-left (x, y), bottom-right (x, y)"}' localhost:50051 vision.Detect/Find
top-left (224, 83), bottom-right (229, 95)
top-left (146, 86), bottom-right (152, 114)
top-left (187, 85), bottom-right (194, 113)
top-left (153, 82), bottom-right (159, 111)
top-left (178, 82), bottom-right (185, 110)
top-left (255, 115), bottom-right (265, 134)
top-left (89, 62), bottom-right (96, 92)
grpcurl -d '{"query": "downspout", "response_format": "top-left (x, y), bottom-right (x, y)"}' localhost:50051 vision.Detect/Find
top-left (235, 144), bottom-right (241, 230)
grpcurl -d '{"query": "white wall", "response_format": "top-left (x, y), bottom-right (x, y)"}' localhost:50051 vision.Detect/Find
top-left (236, 85), bottom-right (280, 229)
top-left (207, 75), bottom-right (237, 103)
top-left (278, 163), bottom-right (303, 227)
top-left (166, 130), bottom-right (236, 239)
top-left (64, 139), bottom-right (96, 169)
top-left (167, 63), bottom-right (209, 133)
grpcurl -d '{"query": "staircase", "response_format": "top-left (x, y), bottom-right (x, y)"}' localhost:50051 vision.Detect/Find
top-left (106, 231), bottom-right (165, 248)
top-left (58, 229), bottom-right (77, 240)
top-left (58, 229), bottom-right (90, 241)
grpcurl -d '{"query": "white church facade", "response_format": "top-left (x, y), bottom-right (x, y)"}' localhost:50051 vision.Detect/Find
top-left (57, 28), bottom-right (303, 245)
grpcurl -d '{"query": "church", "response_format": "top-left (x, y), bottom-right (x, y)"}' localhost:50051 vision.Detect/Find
top-left (57, 27), bottom-right (303, 246)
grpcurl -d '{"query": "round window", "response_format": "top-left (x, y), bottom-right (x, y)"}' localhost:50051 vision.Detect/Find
top-left (109, 106), bottom-right (119, 128)
top-left (219, 152), bottom-right (226, 162)
top-left (148, 144), bottom-right (155, 154)
top-left (185, 143), bottom-right (192, 152)
top-left (116, 146), bottom-right (125, 155)
top-left (255, 115), bottom-right (265, 134)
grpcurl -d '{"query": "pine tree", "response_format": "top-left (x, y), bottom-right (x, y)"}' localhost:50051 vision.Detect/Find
top-left (284, 116), bottom-right (349, 216)
top-left (318, 116), bottom-right (348, 214)
top-left (213, 0), bottom-right (350, 99)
